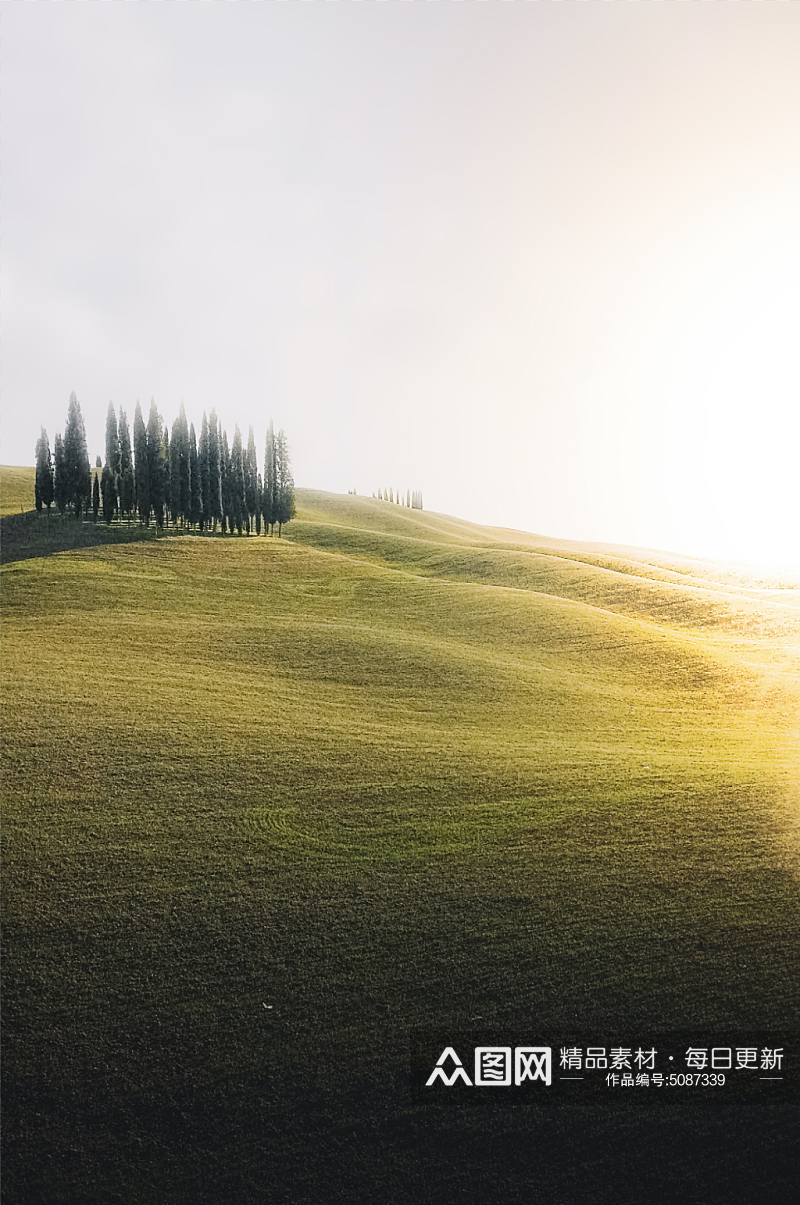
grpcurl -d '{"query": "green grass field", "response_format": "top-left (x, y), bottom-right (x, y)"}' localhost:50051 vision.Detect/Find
top-left (2, 467), bottom-right (799, 1203)
top-left (0, 465), bottom-right (40, 516)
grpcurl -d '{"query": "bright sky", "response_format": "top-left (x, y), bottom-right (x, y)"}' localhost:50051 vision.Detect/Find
top-left (3, 3), bottom-right (799, 569)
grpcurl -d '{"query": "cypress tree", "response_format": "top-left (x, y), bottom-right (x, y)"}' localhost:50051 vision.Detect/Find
top-left (54, 433), bottom-right (68, 513)
top-left (170, 416), bottom-right (182, 526)
top-left (63, 392), bottom-right (91, 518)
top-left (146, 401), bottom-right (164, 526)
top-left (105, 404), bottom-right (121, 482)
top-left (170, 402), bottom-right (190, 527)
top-left (118, 408), bottom-right (135, 519)
top-left (133, 401), bottom-right (150, 525)
top-left (35, 428), bottom-right (54, 511)
top-left (159, 426), bottom-right (170, 528)
top-left (275, 428), bottom-right (295, 537)
top-left (178, 406), bottom-right (191, 525)
top-left (208, 409), bottom-right (222, 531)
top-left (188, 423), bottom-right (201, 529)
top-left (92, 472), bottom-right (100, 521)
top-left (220, 429), bottom-right (231, 534)
top-left (103, 403), bottom-right (120, 520)
top-left (230, 425), bottom-right (246, 535)
top-left (198, 413), bottom-right (210, 531)
top-left (263, 420), bottom-right (277, 535)
top-left (101, 464), bottom-right (116, 524)
top-left (255, 473), bottom-right (263, 535)
top-left (245, 425), bottom-right (258, 533)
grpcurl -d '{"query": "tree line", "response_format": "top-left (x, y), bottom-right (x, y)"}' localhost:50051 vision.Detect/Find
top-left (373, 487), bottom-right (423, 509)
top-left (35, 393), bottom-right (295, 536)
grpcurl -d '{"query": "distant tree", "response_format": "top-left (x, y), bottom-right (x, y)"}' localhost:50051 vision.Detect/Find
top-left (245, 425), bottom-right (258, 533)
top-left (35, 428), bottom-right (54, 511)
top-left (118, 408), bottom-right (135, 519)
top-left (170, 402), bottom-right (190, 527)
top-left (178, 411), bottom-right (190, 524)
top-left (146, 401), bottom-right (165, 526)
top-left (263, 421), bottom-right (277, 534)
top-left (255, 472), bottom-right (263, 535)
top-left (230, 425), bottom-right (246, 535)
top-left (100, 464), bottom-right (116, 524)
top-left (63, 392), bottom-right (91, 518)
top-left (102, 403), bottom-right (120, 520)
top-left (188, 422), bottom-right (201, 529)
top-left (159, 425), bottom-right (170, 528)
top-left (208, 409), bottom-right (223, 530)
top-left (53, 433), bottom-right (68, 513)
top-left (275, 428), bottom-right (295, 537)
top-left (95, 455), bottom-right (102, 469)
top-left (133, 401), bottom-right (150, 525)
top-left (220, 428), bottom-right (231, 534)
top-left (198, 412), bottom-right (211, 531)
top-left (92, 472), bottom-right (100, 521)
top-left (105, 403), bottom-right (120, 481)
top-left (170, 417), bottom-right (182, 526)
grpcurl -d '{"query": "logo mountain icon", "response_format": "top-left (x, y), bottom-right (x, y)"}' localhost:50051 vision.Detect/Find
top-left (425, 1047), bottom-right (473, 1087)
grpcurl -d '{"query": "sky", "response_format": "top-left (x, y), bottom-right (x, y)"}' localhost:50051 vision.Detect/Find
top-left (3, 2), bottom-right (800, 569)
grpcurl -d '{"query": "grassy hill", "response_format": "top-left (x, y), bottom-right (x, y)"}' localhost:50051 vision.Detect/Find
top-left (2, 466), bottom-right (798, 1203)
top-left (0, 464), bottom-right (40, 516)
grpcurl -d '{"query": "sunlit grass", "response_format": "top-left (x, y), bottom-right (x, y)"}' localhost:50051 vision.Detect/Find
top-left (2, 467), bottom-right (798, 1202)
top-left (0, 464), bottom-right (40, 516)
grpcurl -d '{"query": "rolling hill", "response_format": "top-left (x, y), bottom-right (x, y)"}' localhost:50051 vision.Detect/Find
top-left (2, 466), bottom-right (798, 1203)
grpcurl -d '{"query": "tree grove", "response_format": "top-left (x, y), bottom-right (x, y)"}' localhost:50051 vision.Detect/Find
top-left (39, 395), bottom-right (297, 538)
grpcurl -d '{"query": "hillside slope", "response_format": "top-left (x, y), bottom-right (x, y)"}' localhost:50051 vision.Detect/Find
top-left (2, 467), bottom-right (799, 1203)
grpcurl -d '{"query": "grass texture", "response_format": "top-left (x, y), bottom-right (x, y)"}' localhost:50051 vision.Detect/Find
top-left (2, 469), bottom-right (799, 1203)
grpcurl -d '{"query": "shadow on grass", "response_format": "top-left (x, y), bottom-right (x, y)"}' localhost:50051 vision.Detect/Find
top-left (0, 510), bottom-right (160, 565)
top-left (0, 510), bottom-right (237, 565)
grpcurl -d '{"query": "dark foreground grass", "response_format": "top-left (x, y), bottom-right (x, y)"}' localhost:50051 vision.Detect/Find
top-left (2, 474), bottom-right (799, 1202)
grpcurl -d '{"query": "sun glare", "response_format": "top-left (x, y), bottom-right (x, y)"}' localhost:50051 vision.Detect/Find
top-left (650, 206), bottom-right (800, 571)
